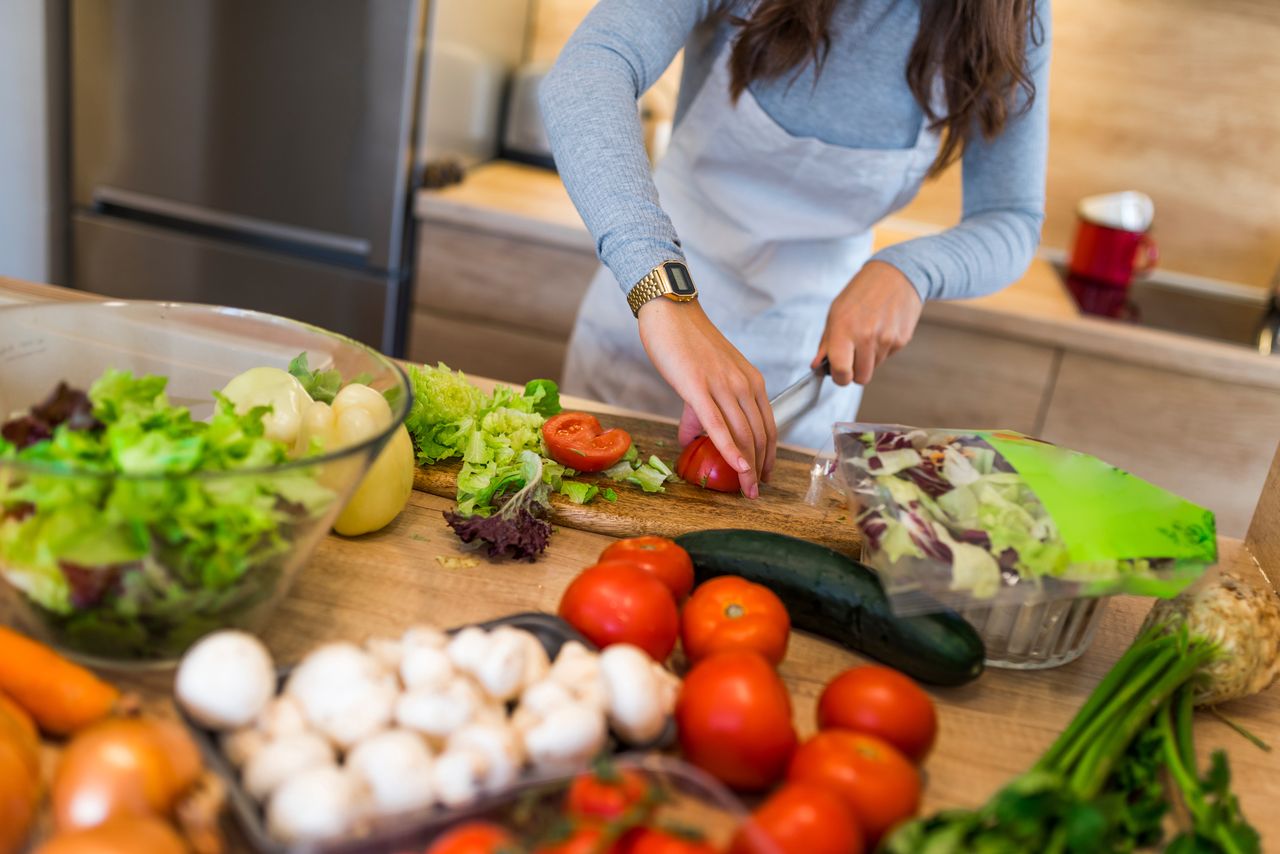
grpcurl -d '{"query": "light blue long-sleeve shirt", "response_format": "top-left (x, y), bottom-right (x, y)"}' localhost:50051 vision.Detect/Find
top-left (539, 0), bottom-right (1051, 302)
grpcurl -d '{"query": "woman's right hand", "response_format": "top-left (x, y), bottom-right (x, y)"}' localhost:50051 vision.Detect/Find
top-left (636, 298), bottom-right (777, 498)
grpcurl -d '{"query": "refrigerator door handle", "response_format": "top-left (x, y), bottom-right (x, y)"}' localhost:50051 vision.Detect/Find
top-left (92, 186), bottom-right (372, 259)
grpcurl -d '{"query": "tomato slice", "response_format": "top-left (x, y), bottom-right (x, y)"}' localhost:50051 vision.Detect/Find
top-left (675, 435), bottom-right (739, 493)
top-left (543, 412), bottom-right (633, 472)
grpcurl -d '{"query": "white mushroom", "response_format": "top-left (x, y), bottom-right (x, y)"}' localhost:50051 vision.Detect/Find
top-left (446, 627), bottom-right (492, 674)
top-left (285, 642), bottom-right (398, 749)
top-left (520, 632), bottom-right (551, 688)
top-left (346, 729), bottom-right (436, 817)
top-left (548, 641), bottom-right (607, 709)
top-left (432, 747), bottom-right (489, 807)
top-left (175, 630), bottom-right (276, 731)
top-left (513, 679), bottom-right (576, 733)
top-left (599, 645), bottom-right (669, 745)
top-left (256, 695), bottom-right (310, 740)
top-left (471, 628), bottom-right (529, 701)
top-left (522, 702), bottom-right (608, 772)
top-left (448, 722), bottom-right (524, 791)
top-left (395, 676), bottom-right (485, 742)
top-left (243, 732), bottom-right (336, 801)
top-left (221, 726), bottom-right (268, 769)
top-left (266, 764), bottom-right (362, 843)
top-left (652, 662), bottom-right (681, 717)
top-left (365, 636), bottom-right (405, 674)
top-left (400, 644), bottom-right (455, 691)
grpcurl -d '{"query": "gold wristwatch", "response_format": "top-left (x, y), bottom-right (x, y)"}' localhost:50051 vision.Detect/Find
top-left (627, 261), bottom-right (699, 317)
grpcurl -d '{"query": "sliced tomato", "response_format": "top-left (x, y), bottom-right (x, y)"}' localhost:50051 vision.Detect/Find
top-left (543, 412), bottom-right (633, 473)
top-left (675, 436), bottom-right (738, 493)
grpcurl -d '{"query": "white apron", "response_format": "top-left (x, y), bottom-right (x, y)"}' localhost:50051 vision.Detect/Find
top-left (563, 30), bottom-right (941, 450)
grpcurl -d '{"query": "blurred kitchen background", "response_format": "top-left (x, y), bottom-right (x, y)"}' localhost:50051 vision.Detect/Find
top-left (1, 0), bottom-right (1279, 534)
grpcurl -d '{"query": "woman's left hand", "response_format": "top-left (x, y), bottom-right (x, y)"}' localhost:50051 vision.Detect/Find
top-left (813, 260), bottom-right (923, 386)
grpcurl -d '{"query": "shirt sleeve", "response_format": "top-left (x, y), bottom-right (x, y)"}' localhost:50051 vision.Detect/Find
top-left (539, 0), bottom-right (712, 295)
top-left (870, 1), bottom-right (1052, 302)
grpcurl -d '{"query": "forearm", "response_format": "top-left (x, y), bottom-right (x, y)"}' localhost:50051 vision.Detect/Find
top-left (870, 207), bottom-right (1045, 302)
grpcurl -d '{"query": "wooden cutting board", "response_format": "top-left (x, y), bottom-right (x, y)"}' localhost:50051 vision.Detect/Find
top-left (412, 411), bottom-right (862, 554)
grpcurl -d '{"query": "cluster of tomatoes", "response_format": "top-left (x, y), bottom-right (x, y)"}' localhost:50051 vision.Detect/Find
top-left (553, 536), bottom-right (938, 854)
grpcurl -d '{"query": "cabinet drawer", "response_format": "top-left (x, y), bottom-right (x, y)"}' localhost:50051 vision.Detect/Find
top-left (408, 308), bottom-right (568, 385)
top-left (860, 322), bottom-right (1056, 434)
top-left (414, 221), bottom-right (598, 338)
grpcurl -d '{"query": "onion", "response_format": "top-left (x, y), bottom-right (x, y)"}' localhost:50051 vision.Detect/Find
top-left (52, 716), bottom-right (202, 831)
top-left (33, 816), bottom-right (188, 854)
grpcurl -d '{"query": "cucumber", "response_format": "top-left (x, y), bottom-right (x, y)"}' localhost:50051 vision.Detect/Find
top-left (674, 529), bottom-right (984, 685)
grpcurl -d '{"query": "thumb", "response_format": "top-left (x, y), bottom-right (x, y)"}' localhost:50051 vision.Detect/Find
top-left (677, 403), bottom-right (704, 447)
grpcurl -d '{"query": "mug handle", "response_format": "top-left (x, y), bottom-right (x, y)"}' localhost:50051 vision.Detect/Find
top-left (1133, 234), bottom-right (1159, 277)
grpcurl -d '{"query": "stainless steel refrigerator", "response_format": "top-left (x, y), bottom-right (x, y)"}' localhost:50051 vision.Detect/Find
top-left (69, 0), bottom-right (428, 355)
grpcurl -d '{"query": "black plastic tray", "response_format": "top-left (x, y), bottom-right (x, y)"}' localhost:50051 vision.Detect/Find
top-left (183, 611), bottom-right (674, 854)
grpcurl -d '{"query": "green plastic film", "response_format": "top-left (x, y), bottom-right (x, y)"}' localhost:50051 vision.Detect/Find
top-left (979, 431), bottom-right (1217, 564)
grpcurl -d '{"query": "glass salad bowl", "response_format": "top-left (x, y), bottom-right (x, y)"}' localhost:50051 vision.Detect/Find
top-left (0, 301), bottom-right (411, 667)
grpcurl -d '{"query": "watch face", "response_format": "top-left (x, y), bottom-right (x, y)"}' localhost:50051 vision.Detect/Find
top-left (663, 262), bottom-right (696, 296)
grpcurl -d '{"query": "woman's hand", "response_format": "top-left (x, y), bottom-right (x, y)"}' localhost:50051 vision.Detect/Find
top-left (814, 261), bottom-right (923, 386)
top-left (637, 298), bottom-right (777, 498)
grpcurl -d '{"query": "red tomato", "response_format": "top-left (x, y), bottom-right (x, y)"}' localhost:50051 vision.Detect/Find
top-left (425, 821), bottom-right (515, 854)
top-left (675, 650), bottom-right (797, 791)
top-left (536, 824), bottom-right (621, 854)
top-left (675, 436), bottom-right (739, 493)
top-left (729, 782), bottom-right (864, 854)
top-left (559, 562), bottom-right (679, 661)
top-left (817, 666), bottom-right (938, 763)
top-left (623, 828), bottom-right (719, 854)
top-left (543, 412), bottom-right (633, 472)
top-left (566, 767), bottom-right (653, 822)
top-left (681, 576), bottom-right (790, 666)
top-left (599, 537), bottom-right (695, 601)
top-left (786, 730), bottom-right (921, 845)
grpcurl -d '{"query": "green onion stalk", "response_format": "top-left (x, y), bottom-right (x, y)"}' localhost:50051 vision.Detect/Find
top-left (883, 623), bottom-right (1262, 854)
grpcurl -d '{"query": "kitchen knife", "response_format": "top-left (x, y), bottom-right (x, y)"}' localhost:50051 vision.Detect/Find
top-left (769, 358), bottom-right (830, 431)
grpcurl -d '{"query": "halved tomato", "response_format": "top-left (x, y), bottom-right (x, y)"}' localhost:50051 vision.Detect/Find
top-left (675, 436), bottom-right (738, 493)
top-left (543, 412), bottom-right (633, 473)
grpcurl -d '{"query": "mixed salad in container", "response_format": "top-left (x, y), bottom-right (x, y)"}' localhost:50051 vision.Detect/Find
top-left (819, 424), bottom-right (1219, 667)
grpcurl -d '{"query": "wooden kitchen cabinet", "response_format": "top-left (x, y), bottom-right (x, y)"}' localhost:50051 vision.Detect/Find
top-left (859, 321), bottom-right (1057, 435)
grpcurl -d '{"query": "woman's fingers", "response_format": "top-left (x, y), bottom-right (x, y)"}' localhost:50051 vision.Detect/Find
top-left (756, 382), bottom-right (778, 483)
top-left (852, 336), bottom-right (878, 386)
top-left (709, 390), bottom-right (762, 498)
top-left (826, 335), bottom-right (856, 387)
top-left (677, 403), bottom-right (704, 447)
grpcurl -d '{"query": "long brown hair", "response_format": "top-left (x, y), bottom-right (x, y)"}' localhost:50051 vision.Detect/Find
top-left (725, 0), bottom-right (1043, 177)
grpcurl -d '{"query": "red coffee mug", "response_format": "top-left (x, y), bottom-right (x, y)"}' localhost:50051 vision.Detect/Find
top-left (1068, 191), bottom-right (1158, 289)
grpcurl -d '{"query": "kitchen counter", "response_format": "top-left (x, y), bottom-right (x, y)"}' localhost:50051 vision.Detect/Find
top-left (4, 276), bottom-right (1280, 846)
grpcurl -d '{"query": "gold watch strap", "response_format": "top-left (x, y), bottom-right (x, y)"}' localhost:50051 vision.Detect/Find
top-left (626, 266), bottom-right (671, 317)
top-left (627, 261), bottom-right (697, 317)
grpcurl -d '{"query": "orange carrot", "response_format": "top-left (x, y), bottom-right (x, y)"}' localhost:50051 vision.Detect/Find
top-left (0, 627), bottom-right (119, 735)
top-left (0, 695), bottom-right (40, 854)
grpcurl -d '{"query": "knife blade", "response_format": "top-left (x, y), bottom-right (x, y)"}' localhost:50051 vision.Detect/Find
top-left (769, 357), bottom-right (830, 431)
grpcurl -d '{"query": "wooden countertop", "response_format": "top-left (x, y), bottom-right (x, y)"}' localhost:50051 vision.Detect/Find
top-left (5, 277), bottom-right (1280, 846)
top-left (416, 162), bottom-right (1280, 390)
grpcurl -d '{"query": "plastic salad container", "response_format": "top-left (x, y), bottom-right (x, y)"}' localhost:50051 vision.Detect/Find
top-left (0, 301), bottom-right (411, 667)
top-left (821, 424), bottom-right (1217, 669)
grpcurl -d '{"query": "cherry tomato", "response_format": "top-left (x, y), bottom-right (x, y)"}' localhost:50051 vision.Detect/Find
top-left (729, 782), bottom-right (864, 854)
top-left (566, 766), bottom-right (653, 822)
top-left (817, 666), bottom-right (938, 763)
top-left (681, 576), bottom-right (790, 666)
top-left (425, 821), bottom-right (515, 854)
top-left (599, 537), bottom-right (695, 601)
top-left (559, 562), bottom-right (679, 661)
top-left (623, 828), bottom-right (719, 854)
top-left (536, 824), bottom-right (621, 854)
top-left (675, 650), bottom-right (797, 791)
top-left (675, 436), bottom-right (739, 493)
top-left (786, 730), bottom-right (921, 845)
top-left (543, 412), bottom-right (633, 472)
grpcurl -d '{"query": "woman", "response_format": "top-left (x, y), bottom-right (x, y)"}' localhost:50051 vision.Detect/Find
top-left (541, 0), bottom-right (1050, 497)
